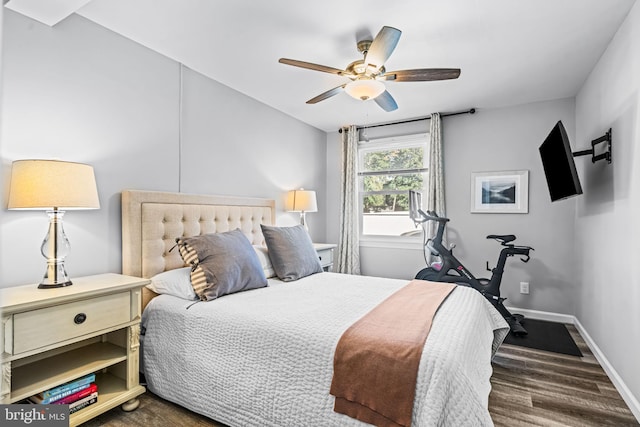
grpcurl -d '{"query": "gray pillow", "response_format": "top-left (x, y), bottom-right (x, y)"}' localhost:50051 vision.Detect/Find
top-left (176, 229), bottom-right (267, 301)
top-left (261, 224), bottom-right (323, 281)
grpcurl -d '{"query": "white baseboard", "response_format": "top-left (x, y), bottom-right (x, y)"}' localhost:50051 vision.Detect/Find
top-left (506, 306), bottom-right (640, 422)
top-left (505, 306), bottom-right (575, 324)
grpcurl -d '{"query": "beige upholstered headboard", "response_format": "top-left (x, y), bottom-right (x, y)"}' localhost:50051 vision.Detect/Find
top-left (121, 190), bottom-right (276, 307)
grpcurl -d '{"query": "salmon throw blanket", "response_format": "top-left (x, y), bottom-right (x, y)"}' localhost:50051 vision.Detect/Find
top-left (330, 279), bottom-right (456, 427)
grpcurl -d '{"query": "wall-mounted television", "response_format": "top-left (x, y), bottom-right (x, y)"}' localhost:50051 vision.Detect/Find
top-left (539, 120), bottom-right (583, 202)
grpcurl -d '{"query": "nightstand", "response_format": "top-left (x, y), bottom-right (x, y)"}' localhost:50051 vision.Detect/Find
top-left (313, 243), bottom-right (337, 272)
top-left (0, 273), bottom-right (148, 426)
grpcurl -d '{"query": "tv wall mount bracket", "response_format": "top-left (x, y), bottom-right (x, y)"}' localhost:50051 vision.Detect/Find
top-left (573, 128), bottom-right (612, 164)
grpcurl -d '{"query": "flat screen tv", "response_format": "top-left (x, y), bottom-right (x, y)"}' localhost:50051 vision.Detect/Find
top-left (409, 190), bottom-right (423, 222)
top-left (539, 120), bottom-right (583, 202)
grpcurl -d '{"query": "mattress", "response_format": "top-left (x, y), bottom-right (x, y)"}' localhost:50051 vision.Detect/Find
top-left (141, 272), bottom-right (508, 426)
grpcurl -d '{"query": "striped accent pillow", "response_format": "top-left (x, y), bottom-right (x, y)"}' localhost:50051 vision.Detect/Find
top-left (176, 241), bottom-right (209, 297)
top-left (175, 229), bottom-right (267, 301)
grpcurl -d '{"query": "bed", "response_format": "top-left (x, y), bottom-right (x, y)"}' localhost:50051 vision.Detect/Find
top-left (121, 189), bottom-right (508, 427)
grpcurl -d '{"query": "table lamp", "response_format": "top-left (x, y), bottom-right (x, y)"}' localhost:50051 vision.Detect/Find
top-left (7, 159), bottom-right (100, 288)
top-left (286, 189), bottom-right (317, 232)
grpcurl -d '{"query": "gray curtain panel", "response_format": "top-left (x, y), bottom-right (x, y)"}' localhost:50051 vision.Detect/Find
top-left (337, 125), bottom-right (361, 275)
top-left (425, 113), bottom-right (447, 261)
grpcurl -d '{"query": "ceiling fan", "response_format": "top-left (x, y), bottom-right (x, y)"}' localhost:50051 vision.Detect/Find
top-left (279, 26), bottom-right (460, 112)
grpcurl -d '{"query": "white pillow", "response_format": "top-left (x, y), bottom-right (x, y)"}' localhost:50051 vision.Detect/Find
top-left (147, 267), bottom-right (198, 300)
top-left (253, 245), bottom-right (276, 279)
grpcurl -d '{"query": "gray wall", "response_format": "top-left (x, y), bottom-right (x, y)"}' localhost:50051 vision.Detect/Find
top-left (444, 100), bottom-right (577, 315)
top-left (180, 67), bottom-right (327, 239)
top-left (574, 0), bottom-right (640, 412)
top-left (326, 99), bottom-right (578, 315)
top-left (0, 11), bottom-right (326, 287)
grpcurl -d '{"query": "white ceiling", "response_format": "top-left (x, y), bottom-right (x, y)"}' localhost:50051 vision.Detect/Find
top-left (6, 0), bottom-right (637, 132)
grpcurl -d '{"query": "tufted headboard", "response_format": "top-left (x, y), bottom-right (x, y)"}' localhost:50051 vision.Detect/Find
top-left (121, 189), bottom-right (276, 281)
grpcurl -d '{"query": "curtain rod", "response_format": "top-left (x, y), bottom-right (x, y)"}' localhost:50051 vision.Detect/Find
top-left (338, 108), bottom-right (476, 133)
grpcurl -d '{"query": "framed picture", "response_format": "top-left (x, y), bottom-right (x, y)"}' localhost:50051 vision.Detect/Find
top-left (470, 170), bottom-right (529, 213)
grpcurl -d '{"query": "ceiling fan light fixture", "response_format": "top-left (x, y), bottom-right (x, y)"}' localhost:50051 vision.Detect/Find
top-left (344, 79), bottom-right (385, 101)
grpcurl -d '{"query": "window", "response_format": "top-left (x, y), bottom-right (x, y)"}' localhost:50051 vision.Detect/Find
top-left (358, 133), bottom-right (428, 237)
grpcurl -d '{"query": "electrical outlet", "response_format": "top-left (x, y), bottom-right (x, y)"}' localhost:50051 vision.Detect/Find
top-left (520, 281), bottom-right (530, 294)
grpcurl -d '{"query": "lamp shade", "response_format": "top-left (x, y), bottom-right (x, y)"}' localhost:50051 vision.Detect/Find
top-left (286, 189), bottom-right (317, 212)
top-left (344, 79), bottom-right (385, 101)
top-left (8, 159), bottom-right (100, 210)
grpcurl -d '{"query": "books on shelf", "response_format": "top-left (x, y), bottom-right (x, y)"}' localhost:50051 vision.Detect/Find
top-left (29, 373), bottom-right (96, 404)
top-left (69, 392), bottom-right (98, 414)
top-left (29, 383), bottom-right (99, 415)
top-left (53, 383), bottom-right (98, 405)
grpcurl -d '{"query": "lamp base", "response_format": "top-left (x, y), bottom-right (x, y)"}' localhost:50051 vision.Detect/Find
top-left (39, 210), bottom-right (73, 289)
top-left (38, 280), bottom-right (73, 289)
top-left (300, 211), bottom-right (309, 232)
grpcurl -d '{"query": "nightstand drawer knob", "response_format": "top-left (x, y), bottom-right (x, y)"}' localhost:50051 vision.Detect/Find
top-left (74, 313), bottom-right (87, 324)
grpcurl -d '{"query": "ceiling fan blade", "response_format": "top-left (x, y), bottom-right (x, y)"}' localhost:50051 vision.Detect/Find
top-left (364, 26), bottom-right (402, 69)
top-left (306, 85), bottom-right (346, 104)
top-left (279, 58), bottom-right (345, 75)
top-left (374, 90), bottom-right (398, 112)
top-left (384, 68), bottom-right (461, 82)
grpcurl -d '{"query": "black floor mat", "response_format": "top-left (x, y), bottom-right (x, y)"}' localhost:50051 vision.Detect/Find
top-left (503, 318), bottom-right (582, 356)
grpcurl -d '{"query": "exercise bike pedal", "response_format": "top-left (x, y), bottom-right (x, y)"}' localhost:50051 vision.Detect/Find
top-left (512, 313), bottom-right (525, 322)
top-left (508, 317), bottom-right (528, 336)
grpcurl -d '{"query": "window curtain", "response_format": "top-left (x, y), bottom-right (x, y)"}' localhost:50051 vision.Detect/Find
top-left (425, 113), bottom-right (446, 254)
top-left (337, 125), bottom-right (361, 274)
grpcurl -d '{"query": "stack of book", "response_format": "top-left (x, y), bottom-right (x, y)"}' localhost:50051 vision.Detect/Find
top-left (29, 373), bottom-right (98, 414)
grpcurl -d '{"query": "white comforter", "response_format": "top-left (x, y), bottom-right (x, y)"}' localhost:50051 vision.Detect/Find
top-left (141, 272), bottom-right (508, 427)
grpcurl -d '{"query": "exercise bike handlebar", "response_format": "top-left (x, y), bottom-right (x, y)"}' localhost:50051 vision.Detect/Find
top-left (510, 245), bottom-right (533, 263)
top-left (417, 209), bottom-right (450, 223)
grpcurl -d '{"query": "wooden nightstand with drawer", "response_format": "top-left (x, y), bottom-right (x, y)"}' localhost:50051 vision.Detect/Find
top-left (313, 243), bottom-right (337, 272)
top-left (0, 273), bottom-right (148, 426)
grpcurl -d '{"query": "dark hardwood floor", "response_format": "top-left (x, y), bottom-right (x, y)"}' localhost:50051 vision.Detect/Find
top-left (85, 324), bottom-right (638, 426)
top-left (490, 324), bottom-right (638, 427)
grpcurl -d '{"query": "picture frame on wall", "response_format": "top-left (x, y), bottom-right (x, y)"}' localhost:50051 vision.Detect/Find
top-left (470, 170), bottom-right (529, 213)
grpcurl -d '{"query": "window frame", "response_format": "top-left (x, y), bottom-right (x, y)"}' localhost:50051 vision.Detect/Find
top-left (357, 132), bottom-right (429, 246)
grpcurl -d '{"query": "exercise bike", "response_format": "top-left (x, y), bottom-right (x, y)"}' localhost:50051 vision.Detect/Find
top-left (413, 209), bottom-right (533, 335)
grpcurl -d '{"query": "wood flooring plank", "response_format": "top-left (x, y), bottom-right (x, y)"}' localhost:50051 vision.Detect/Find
top-left (599, 381), bottom-right (630, 398)
top-left (491, 411), bottom-right (555, 427)
top-left (531, 392), bottom-right (639, 425)
top-left (489, 382), bottom-right (533, 407)
top-left (492, 363), bottom-right (605, 395)
top-left (490, 399), bottom-right (571, 427)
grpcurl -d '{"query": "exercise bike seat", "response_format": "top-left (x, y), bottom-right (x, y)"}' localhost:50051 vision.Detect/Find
top-left (486, 234), bottom-right (516, 244)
